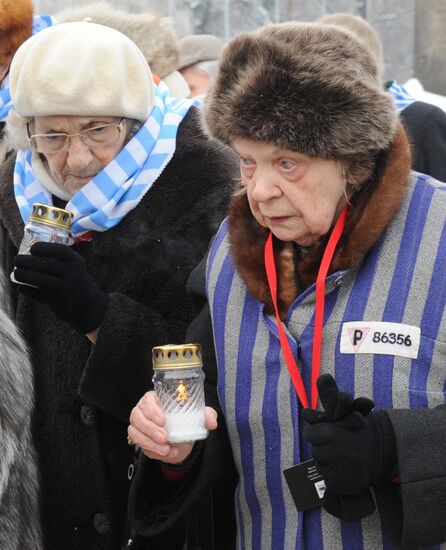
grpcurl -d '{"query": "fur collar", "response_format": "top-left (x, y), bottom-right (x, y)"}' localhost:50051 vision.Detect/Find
top-left (228, 123), bottom-right (411, 319)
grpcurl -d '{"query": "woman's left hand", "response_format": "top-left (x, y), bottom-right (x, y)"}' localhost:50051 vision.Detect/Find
top-left (303, 374), bottom-right (392, 495)
top-left (13, 242), bottom-right (108, 335)
top-left (128, 390), bottom-right (217, 464)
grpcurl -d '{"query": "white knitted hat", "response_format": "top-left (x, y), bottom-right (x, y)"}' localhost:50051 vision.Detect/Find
top-left (9, 21), bottom-right (155, 122)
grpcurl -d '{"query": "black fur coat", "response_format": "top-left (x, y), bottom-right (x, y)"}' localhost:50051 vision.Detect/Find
top-left (0, 109), bottom-right (238, 550)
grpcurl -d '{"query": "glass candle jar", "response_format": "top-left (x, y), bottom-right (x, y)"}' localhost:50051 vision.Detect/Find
top-left (11, 203), bottom-right (74, 285)
top-left (152, 343), bottom-right (208, 443)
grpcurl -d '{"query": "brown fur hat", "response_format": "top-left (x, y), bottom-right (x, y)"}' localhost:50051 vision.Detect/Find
top-left (318, 13), bottom-right (384, 79)
top-left (0, 0), bottom-right (33, 62)
top-left (203, 22), bottom-right (397, 175)
top-left (56, 1), bottom-right (178, 79)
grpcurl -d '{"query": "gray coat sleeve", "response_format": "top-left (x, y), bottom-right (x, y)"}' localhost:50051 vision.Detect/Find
top-left (374, 405), bottom-right (446, 549)
top-left (0, 272), bottom-right (42, 550)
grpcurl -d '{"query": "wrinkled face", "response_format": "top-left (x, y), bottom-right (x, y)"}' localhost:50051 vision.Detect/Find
top-left (233, 138), bottom-right (347, 247)
top-left (179, 65), bottom-right (210, 97)
top-left (33, 115), bottom-right (128, 195)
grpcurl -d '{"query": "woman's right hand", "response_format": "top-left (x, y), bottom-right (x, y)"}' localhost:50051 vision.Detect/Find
top-left (128, 390), bottom-right (217, 465)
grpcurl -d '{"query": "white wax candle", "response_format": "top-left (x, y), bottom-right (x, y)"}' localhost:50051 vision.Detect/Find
top-left (165, 408), bottom-right (208, 443)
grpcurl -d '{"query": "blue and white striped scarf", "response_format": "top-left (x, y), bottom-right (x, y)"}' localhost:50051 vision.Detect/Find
top-left (387, 80), bottom-right (416, 113)
top-left (0, 15), bottom-right (57, 121)
top-left (13, 81), bottom-right (192, 236)
top-left (0, 74), bottom-right (11, 121)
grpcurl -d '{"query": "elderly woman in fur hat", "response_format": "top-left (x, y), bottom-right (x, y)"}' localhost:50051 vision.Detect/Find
top-left (0, 21), bottom-right (237, 550)
top-left (128, 21), bottom-right (446, 550)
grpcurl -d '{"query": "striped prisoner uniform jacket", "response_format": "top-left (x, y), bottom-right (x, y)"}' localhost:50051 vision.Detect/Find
top-left (202, 125), bottom-right (446, 550)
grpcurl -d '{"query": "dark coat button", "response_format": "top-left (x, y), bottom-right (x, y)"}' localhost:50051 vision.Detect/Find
top-left (80, 405), bottom-right (94, 427)
top-left (93, 513), bottom-right (111, 535)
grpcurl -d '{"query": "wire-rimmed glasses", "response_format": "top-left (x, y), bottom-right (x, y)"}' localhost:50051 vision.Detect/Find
top-left (27, 118), bottom-right (126, 154)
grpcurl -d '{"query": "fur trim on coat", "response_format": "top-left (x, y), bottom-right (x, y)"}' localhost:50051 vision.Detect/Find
top-left (56, 1), bottom-right (179, 79)
top-left (0, 274), bottom-right (41, 549)
top-left (203, 22), bottom-right (397, 182)
top-left (228, 122), bottom-right (412, 319)
top-left (0, 0), bottom-right (33, 61)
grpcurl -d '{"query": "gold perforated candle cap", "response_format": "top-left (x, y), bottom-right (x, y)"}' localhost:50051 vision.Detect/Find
top-left (152, 344), bottom-right (203, 369)
top-left (29, 203), bottom-right (73, 230)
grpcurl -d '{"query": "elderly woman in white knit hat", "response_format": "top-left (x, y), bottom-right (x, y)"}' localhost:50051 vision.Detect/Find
top-left (128, 20), bottom-right (446, 550)
top-left (0, 21), bottom-right (237, 550)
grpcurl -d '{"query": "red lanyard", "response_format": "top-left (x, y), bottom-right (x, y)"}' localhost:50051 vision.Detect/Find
top-left (264, 205), bottom-right (348, 409)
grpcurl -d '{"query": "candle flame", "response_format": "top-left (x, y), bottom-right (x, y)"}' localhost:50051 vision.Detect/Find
top-left (176, 380), bottom-right (189, 402)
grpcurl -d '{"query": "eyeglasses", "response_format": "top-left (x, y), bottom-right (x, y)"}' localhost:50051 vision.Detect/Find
top-left (27, 118), bottom-right (126, 154)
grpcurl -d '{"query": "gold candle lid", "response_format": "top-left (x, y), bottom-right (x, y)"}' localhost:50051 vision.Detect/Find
top-left (152, 343), bottom-right (202, 369)
top-left (29, 203), bottom-right (73, 230)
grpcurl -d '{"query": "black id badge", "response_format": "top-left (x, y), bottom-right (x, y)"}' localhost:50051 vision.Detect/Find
top-left (283, 459), bottom-right (326, 511)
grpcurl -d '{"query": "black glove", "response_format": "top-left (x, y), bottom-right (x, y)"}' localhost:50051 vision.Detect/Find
top-left (13, 242), bottom-right (109, 334)
top-left (303, 373), bottom-right (375, 426)
top-left (303, 374), bottom-right (396, 521)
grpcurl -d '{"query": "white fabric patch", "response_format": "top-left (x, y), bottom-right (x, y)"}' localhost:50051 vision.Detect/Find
top-left (314, 480), bottom-right (326, 499)
top-left (340, 321), bottom-right (420, 359)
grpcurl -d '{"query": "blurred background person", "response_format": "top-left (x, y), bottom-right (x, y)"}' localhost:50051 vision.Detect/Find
top-left (56, 1), bottom-right (190, 98)
top-left (1, 21), bottom-right (237, 550)
top-left (178, 34), bottom-right (223, 99)
top-left (319, 12), bottom-right (446, 183)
